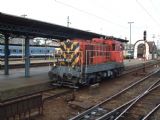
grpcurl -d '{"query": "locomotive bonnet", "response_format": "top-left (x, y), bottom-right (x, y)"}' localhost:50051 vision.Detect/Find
top-left (48, 38), bottom-right (124, 88)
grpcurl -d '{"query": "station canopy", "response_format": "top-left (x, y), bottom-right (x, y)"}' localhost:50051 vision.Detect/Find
top-left (0, 12), bottom-right (128, 42)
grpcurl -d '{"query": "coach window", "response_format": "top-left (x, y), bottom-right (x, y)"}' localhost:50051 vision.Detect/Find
top-left (96, 46), bottom-right (98, 56)
top-left (101, 45), bottom-right (104, 56)
top-left (93, 46), bottom-right (95, 56)
top-left (103, 46), bottom-right (105, 56)
top-left (117, 45), bottom-right (120, 51)
top-left (106, 52), bottom-right (110, 59)
top-left (108, 46), bottom-right (110, 51)
top-left (19, 50), bottom-right (22, 53)
top-left (13, 49), bottom-right (16, 53)
top-left (112, 44), bottom-right (115, 50)
top-left (0, 49), bottom-right (2, 53)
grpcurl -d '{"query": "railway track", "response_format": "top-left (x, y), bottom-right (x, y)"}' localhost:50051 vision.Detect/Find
top-left (0, 62), bottom-right (53, 69)
top-left (142, 104), bottom-right (160, 120)
top-left (42, 87), bottom-right (73, 102)
top-left (0, 61), bottom-right (159, 120)
top-left (69, 69), bottom-right (160, 120)
top-left (110, 79), bottom-right (160, 120)
top-left (0, 87), bottom-right (73, 120)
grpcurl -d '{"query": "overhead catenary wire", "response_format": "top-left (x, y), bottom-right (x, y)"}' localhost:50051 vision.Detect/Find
top-left (136, 0), bottom-right (160, 27)
top-left (54, 0), bottom-right (127, 30)
top-left (148, 0), bottom-right (160, 21)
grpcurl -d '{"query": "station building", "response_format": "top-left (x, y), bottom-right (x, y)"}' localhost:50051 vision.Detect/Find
top-left (133, 40), bottom-right (157, 60)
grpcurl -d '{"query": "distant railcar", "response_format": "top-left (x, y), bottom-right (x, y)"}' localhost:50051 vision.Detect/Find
top-left (123, 49), bottom-right (134, 59)
top-left (48, 38), bottom-right (124, 88)
top-left (0, 44), bottom-right (55, 58)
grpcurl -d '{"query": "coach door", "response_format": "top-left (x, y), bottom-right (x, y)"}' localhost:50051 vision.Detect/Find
top-left (85, 44), bottom-right (93, 66)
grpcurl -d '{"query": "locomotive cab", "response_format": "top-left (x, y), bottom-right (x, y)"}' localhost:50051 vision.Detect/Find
top-left (48, 40), bottom-right (84, 88)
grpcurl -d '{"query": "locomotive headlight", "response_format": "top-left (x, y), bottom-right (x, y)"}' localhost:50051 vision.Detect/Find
top-left (72, 65), bottom-right (75, 68)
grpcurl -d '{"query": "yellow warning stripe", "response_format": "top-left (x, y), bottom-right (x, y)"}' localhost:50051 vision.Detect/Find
top-left (70, 42), bottom-right (80, 66)
top-left (57, 41), bottom-right (80, 66)
top-left (72, 56), bottom-right (80, 66)
top-left (71, 48), bottom-right (79, 60)
top-left (70, 43), bottom-right (79, 60)
top-left (74, 46), bottom-right (80, 54)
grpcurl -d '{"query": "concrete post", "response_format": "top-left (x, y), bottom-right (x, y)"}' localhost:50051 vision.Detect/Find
top-left (25, 36), bottom-right (30, 77)
top-left (4, 34), bottom-right (9, 75)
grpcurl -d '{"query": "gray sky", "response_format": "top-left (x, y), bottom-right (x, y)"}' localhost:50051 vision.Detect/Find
top-left (0, 0), bottom-right (160, 44)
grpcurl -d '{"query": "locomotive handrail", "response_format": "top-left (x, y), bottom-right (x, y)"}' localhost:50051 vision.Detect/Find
top-left (85, 50), bottom-right (123, 65)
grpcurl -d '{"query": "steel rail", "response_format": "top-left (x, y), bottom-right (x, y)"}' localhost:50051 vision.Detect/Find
top-left (69, 69), bottom-right (160, 120)
top-left (43, 89), bottom-right (72, 102)
top-left (96, 96), bottom-right (140, 120)
top-left (113, 80), bottom-right (160, 120)
top-left (97, 79), bottom-right (160, 120)
top-left (141, 104), bottom-right (160, 120)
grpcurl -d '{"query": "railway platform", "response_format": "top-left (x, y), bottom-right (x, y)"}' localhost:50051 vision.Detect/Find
top-left (0, 66), bottom-right (52, 101)
top-left (124, 59), bottom-right (156, 70)
top-left (0, 59), bottom-right (158, 101)
top-left (0, 59), bottom-right (53, 65)
top-left (0, 59), bottom-right (53, 69)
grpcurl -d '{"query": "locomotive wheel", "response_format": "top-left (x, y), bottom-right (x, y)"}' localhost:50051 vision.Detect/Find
top-left (48, 71), bottom-right (54, 80)
top-left (113, 70), bottom-right (117, 78)
top-left (110, 70), bottom-right (116, 79)
top-left (96, 75), bottom-right (101, 82)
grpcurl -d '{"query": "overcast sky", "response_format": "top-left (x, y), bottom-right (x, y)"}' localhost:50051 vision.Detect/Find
top-left (0, 0), bottom-right (160, 44)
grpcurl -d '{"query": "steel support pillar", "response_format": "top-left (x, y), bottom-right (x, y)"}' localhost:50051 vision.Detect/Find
top-left (25, 36), bottom-right (30, 77)
top-left (4, 34), bottom-right (9, 75)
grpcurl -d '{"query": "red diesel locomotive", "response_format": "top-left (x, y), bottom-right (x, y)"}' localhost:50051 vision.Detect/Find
top-left (48, 38), bottom-right (124, 88)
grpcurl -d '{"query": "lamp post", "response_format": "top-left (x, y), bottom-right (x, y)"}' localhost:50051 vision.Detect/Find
top-left (143, 30), bottom-right (147, 72)
top-left (67, 16), bottom-right (71, 27)
top-left (128, 22), bottom-right (134, 62)
top-left (44, 38), bottom-right (47, 60)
